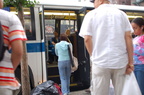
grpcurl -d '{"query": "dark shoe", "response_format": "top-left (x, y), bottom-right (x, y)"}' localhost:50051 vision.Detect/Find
top-left (85, 89), bottom-right (91, 93)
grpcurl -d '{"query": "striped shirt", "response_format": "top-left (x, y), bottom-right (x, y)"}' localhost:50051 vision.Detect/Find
top-left (0, 9), bottom-right (27, 90)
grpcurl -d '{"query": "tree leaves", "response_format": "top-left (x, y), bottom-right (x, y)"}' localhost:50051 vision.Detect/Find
top-left (4, 0), bottom-right (39, 11)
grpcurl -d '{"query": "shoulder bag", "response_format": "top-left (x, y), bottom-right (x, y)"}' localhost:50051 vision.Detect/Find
top-left (67, 45), bottom-right (78, 72)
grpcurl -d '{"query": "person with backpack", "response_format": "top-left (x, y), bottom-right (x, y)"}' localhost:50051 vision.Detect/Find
top-left (0, 0), bottom-right (27, 95)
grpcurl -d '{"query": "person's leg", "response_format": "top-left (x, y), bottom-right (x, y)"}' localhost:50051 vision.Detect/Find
top-left (65, 60), bottom-right (71, 94)
top-left (134, 65), bottom-right (144, 95)
top-left (0, 88), bottom-right (13, 95)
top-left (112, 67), bottom-right (126, 95)
top-left (90, 64), bottom-right (111, 95)
top-left (13, 89), bottom-right (20, 95)
top-left (58, 61), bottom-right (67, 95)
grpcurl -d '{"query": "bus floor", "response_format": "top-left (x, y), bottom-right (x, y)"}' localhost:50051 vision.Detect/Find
top-left (70, 90), bottom-right (91, 95)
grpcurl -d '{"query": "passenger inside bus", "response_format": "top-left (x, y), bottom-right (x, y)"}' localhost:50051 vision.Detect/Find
top-left (65, 29), bottom-right (77, 57)
top-left (25, 24), bottom-right (32, 36)
top-left (51, 31), bottom-right (60, 45)
top-left (48, 31), bottom-right (60, 64)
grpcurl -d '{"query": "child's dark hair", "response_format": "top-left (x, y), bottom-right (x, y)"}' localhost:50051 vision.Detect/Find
top-left (131, 18), bottom-right (144, 28)
top-left (60, 33), bottom-right (68, 41)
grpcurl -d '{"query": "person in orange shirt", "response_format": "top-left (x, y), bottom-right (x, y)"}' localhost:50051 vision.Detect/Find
top-left (0, 0), bottom-right (27, 95)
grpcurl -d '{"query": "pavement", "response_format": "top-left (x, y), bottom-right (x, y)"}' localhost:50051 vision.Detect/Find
top-left (70, 90), bottom-right (91, 95)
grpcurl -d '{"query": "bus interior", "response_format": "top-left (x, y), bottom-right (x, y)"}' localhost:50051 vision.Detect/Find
top-left (42, 6), bottom-right (91, 90)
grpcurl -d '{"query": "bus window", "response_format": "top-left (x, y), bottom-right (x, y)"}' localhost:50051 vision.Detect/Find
top-left (25, 19), bottom-right (32, 36)
top-left (61, 20), bottom-right (78, 59)
top-left (125, 11), bottom-right (144, 21)
top-left (24, 7), bottom-right (36, 40)
top-left (75, 20), bottom-right (77, 32)
top-left (10, 7), bottom-right (36, 40)
top-left (60, 20), bottom-right (75, 33)
top-left (45, 20), bottom-right (55, 40)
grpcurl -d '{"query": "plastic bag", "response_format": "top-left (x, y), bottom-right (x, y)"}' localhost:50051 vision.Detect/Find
top-left (121, 72), bottom-right (142, 95)
top-left (109, 80), bottom-right (115, 95)
top-left (31, 80), bottom-right (61, 95)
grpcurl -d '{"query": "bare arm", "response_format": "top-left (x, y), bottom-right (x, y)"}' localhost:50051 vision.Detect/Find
top-left (11, 40), bottom-right (23, 70)
top-left (84, 35), bottom-right (92, 56)
top-left (125, 31), bottom-right (134, 74)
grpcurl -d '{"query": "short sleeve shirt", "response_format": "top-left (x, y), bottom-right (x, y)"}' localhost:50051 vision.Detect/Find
top-left (133, 35), bottom-right (144, 65)
top-left (79, 4), bottom-right (133, 69)
top-left (0, 9), bottom-right (27, 90)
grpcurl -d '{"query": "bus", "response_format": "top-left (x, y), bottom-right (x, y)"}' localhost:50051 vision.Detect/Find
top-left (9, 1), bottom-right (144, 94)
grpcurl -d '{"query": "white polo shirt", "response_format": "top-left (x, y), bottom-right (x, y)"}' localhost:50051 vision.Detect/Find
top-left (79, 4), bottom-right (133, 69)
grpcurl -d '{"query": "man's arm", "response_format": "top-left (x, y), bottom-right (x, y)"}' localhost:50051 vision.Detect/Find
top-left (11, 40), bottom-right (23, 70)
top-left (125, 31), bottom-right (134, 74)
top-left (84, 35), bottom-right (92, 56)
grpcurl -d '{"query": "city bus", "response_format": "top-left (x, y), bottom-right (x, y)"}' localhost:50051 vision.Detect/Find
top-left (8, 1), bottom-right (144, 94)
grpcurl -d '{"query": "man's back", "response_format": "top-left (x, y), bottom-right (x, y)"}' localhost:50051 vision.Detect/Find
top-left (79, 4), bottom-right (133, 68)
top-left (79, 1), bottom-right (134, 95)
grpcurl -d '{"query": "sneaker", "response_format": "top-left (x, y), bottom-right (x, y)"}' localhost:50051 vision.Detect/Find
top-left (85, 89), bottom-right (91, 93)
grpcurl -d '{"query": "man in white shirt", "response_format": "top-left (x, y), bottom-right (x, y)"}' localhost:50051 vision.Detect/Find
top-left (79, 0), bottom-right (134, 95)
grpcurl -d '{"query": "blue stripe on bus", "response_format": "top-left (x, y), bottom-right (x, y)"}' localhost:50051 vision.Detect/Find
top-left (3, 7), bottom-right (10, 12)
top-left (26, 43), bottom-right (45, 53)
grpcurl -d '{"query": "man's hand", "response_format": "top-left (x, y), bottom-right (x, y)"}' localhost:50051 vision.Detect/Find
top-left (125, 64), bottom-right (134, 74)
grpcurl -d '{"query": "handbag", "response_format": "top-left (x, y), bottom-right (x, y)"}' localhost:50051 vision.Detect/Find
top-left (67, 45), bottom-right (78, 72)
top-left (121, 72), bottom-right (142, 95)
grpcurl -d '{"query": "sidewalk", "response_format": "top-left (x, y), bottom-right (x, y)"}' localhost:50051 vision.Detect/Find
top-left (70, 90), bottom-right (91, 95)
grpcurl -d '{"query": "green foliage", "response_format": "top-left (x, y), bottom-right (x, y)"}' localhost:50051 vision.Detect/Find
top-left (4, 0), bottom-right (39, 11)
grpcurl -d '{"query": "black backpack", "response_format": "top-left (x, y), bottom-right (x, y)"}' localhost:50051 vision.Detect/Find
top-left (0, 22), bottom-right (7, 62)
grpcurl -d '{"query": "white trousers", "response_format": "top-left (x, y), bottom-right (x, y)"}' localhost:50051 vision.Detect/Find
top-left (0, 88), bottom-right (19, 95)
top-left (90, 64), bottom-right (126, 95)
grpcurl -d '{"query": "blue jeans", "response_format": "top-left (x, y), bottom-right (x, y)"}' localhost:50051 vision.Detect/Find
top-left (134, 64), bottom-right (144, 95)
top-left (58, 60), bottom-right (71, 94)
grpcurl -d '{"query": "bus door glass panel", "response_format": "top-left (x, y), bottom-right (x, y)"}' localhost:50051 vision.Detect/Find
top-left (44, 10), bottom-right (62, 65)
top-left (76, 7), bottom-right (90, 88)
top-left (45, 19), bottom-right (56, 64)
top-left (22, 7), bottom-right (36, 40)
top-left (60, 20), bottom-right (78, 57)
top-left (60, 20), bottom-right (75, 33)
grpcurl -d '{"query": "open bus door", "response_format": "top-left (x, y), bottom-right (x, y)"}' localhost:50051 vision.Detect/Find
top-left (39, 4), bottom-right (91, 91)
top-left (76, 7), bottom-right (91, 90)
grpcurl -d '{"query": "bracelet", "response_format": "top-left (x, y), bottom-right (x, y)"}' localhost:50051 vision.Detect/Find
top-left (129, 64), bottom-right (134, 67)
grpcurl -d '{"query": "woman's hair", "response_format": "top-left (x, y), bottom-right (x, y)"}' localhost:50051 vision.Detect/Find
top-left (60, 33), bottom-right (68, 41)
top-left (131, 18), bottom-right (144, 28)
top-left (65, 29), bottom-right (70, 36)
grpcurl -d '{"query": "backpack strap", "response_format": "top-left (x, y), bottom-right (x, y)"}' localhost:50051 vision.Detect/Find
top-left (0, 22), bottom-right (7, 62)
